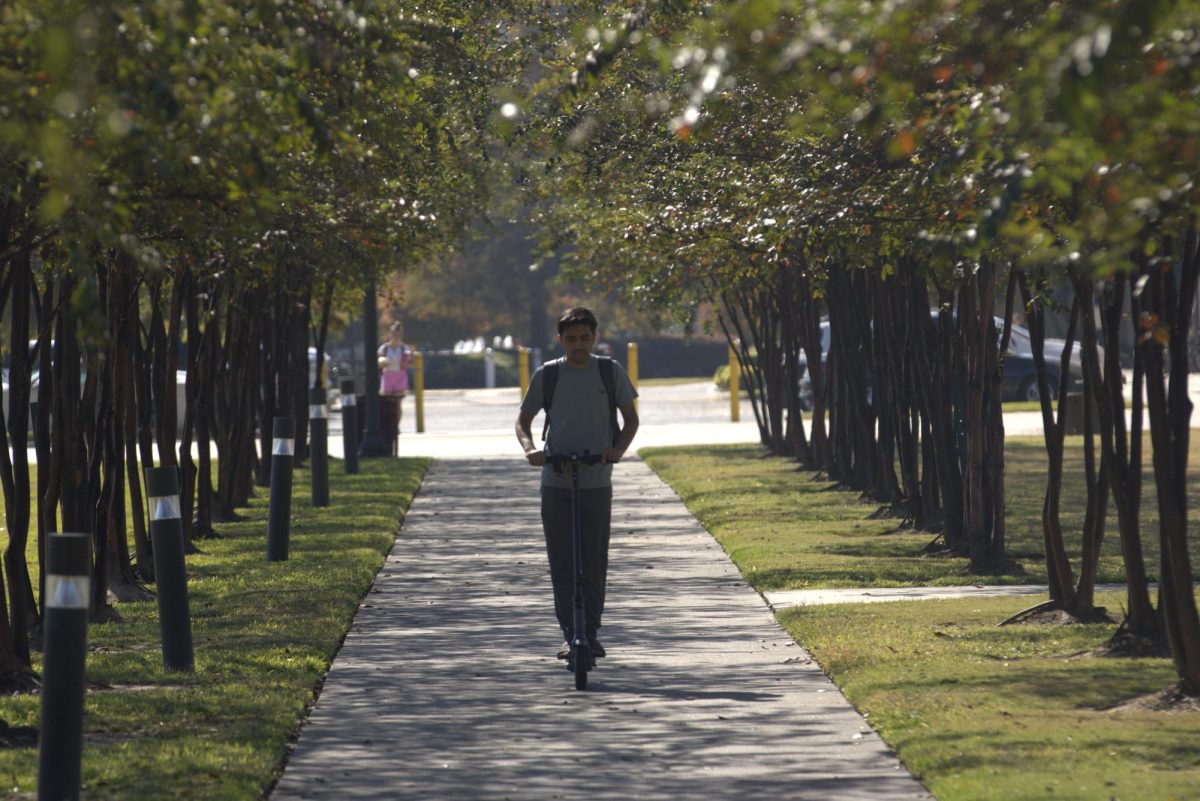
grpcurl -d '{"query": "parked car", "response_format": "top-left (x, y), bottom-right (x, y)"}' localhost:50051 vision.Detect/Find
top-left (1003, 324), bottom-right (1061, 401)
top-left (797, 313), bottom-right (1097, 409)
top-left (796, 322), bottom-right (831, 411)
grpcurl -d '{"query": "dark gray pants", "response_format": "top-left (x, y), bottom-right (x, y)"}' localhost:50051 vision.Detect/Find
top-left (540, 485), bottom-right (613, 639)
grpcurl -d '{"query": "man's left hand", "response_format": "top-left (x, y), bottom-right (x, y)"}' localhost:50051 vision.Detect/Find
top-left (604, 447), bottom-right (625, 463)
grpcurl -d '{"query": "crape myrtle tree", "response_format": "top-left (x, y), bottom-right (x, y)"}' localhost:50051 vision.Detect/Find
top-left (531, 0), bottom-right (1200, 690)
top-left (1025, 0), bottom-right (1200, 674)
top-left (0, 0), bottom-right (507, 690)
top-left (519, 19), bottom-right (841, 467)
top-left (566, 0), bottom-right (1200, 688)
top-left (526, 2), bottom-right (1015, 562)
top-left (1007, 2), bottom-right (1200, 663)
top-left (687, 0), bottom-right (1041, 570)
top-left (705, 0), bottom-right (1198, 682)
top-left (829, 0), bottom-right (1200, 656)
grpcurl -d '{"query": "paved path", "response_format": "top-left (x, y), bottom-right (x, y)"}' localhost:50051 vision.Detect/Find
top-left (271, 457), bottom-right (932, 801)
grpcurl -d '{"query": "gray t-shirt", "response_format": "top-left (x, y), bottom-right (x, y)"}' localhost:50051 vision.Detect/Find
top-left (520, 356), bottom-right (638, 489)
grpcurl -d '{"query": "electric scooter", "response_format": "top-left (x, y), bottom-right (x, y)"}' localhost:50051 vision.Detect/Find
top-left (545, 450), bottom-right (604, 690)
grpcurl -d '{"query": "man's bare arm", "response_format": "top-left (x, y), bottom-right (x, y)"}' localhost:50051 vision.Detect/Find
top-left (516, 411), bottom-right (545, 466)
top-left (605, 402), bottom-right (639, 463)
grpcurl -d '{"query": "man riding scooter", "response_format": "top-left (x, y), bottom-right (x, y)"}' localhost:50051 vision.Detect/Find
top-left (515, 307), bottom-right (639, 673)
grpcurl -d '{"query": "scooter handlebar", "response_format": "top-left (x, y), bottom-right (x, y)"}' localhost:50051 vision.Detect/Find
top-left (544, 450), bottom-right (604, 467)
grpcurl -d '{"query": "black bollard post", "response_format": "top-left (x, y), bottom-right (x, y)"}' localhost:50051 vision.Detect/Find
top-left (144, 467), bottom-right (195, 672)
top-left (38, 532), bottom-right (91, 801)
top-left (309, 387), bottom-right (330, 507)
top-left (340, 378), bottom-right (359, 475)
top-left (266, 416), bottom-right (295, 562)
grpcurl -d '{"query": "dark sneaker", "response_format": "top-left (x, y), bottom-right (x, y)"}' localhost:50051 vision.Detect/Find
top-left (559, 632), bottom-right (605, 659)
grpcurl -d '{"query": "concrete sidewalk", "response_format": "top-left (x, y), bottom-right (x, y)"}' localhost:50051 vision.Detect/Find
top-left (271, 457), bottom-right (931, 801)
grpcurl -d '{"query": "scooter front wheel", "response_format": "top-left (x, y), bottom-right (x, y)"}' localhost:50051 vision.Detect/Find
top-left (573, 645), bottom-right (589, 690)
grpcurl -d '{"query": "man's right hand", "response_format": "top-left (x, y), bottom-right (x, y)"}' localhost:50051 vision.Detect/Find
top-left (525, 450), bottom-right (546, 467)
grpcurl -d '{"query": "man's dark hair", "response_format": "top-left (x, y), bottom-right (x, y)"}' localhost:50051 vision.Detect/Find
top-left (557, 307), bottom-right (598, 335)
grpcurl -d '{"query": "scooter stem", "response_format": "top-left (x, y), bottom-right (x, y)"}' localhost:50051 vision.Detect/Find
top-left (570, 457), bottom-right (588, 648)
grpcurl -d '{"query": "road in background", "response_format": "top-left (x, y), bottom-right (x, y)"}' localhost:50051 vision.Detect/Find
top-left (322, 373), bottom-right (1200, 459)
top-left (333, 381), bottom-right (763, 458)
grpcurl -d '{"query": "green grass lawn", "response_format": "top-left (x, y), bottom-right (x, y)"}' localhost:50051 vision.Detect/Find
top-left (0, 456), bottom-right (428, 800)
top-left (641, 435), bottom-right (1200, 589)
top-left (781, 594), bottom-right (1199, 801)
top-left (636, 375), bottom-right (713, 387)
top-left (640, 439), bottom-right (1200, 801)
top-left (1002, 400), bottom-right (1044, 412)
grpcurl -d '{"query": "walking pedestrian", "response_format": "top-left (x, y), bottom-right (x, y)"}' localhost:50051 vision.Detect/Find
top-left (378, 322), bottom-right (411, 452)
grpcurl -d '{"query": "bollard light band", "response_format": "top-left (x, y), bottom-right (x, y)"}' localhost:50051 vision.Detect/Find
top-left (273, 437), bottom-right (295, 456)
top-left (149, 494), bottom-right (182, 521)
top-left (46, 575), bottom-right (90, 610)
top-left (309, 404), bottom-right (327, 419)
top-left (342, 394), bottom-right (356, 406)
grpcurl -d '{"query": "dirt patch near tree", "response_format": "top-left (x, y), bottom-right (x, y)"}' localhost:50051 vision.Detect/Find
top-left (1091, 626), bottom-right (1172, 659)
top-left (1001, 604), bottom-right (1116, 626)
top-left (1103, 684), bottom-right (1200, 713)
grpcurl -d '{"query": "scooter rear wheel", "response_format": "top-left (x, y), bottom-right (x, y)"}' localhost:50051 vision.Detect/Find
top-left (573, 645), bottom-right (588, 690)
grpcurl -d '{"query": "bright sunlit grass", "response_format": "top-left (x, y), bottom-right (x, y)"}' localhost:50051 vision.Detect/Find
top-left (641, 435), bottom-right (1200, 588)
top-left (641, 439), bottom-right (1200, 801)
top-left (0, 456), bottom-right (428, 800)
top-left (779, 594), bottom-right (1200, 801)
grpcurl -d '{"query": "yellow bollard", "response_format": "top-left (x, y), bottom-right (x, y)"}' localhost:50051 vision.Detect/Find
top-left (519, 347), bottom-right (530, 397)
top-left (728, 344), bottom-right (740, 422)
top-left (414, 351), bottom-right (425, 434)
top-left (626, 342), bottom-right (639, 412)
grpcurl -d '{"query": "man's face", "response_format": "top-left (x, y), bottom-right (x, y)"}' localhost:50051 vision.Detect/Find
top-left (557, 323), bottom-right (596, 367)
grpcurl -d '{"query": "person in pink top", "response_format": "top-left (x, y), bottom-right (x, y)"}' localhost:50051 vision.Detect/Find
top-left (378, 322), bottom-right (412, 439)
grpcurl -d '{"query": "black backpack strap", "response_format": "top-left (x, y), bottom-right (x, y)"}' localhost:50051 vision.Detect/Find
top-left (597, 356), bottom-right (621, 446)
top-left (539, 361), bottom-right (559, 441)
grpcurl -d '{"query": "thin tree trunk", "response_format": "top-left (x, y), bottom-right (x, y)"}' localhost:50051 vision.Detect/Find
top-left (906, 270), bottom-right (958, 543)
top-left (106, 253), bottom-right (150, 596)
top-left (1096, 271), bottom-right (1156, 640)
top-left (1020, 272), bottom-right (1078, 608)
top-left (871, 270), bottom-right (903, 508)
top-left (796, 270), bottom-right (830, 471)
top-left (192, 278), bottom-right (220, 539)
top-left (1073, 275), bottom-right (1109, 617)
top-left (179, 267), bottom-right (200, 548)
top-left (960, 265), bottom-right (993, 570)
top-left (780, 264), bottom-right (810, 463)
top-left (1, 252), bottom-right (36, 665)
top-left (33, 276), bottom-right (58, 621)
top-left (987, 266), bottom-right (1018, 563)
top-left (1139, 227), bottom-right (1200, 692)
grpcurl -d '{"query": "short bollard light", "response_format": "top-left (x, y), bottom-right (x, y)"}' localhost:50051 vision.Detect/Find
top-left (267, 416), bottom-right (296, 562)
top-left (38, 532), bottom-right (91, 801)
top-left (484, 347), bottom-right (496, 389)
top-left (145, 466), bottom-right (195, 673)
top-left (309, 387), bottom-right (330, 507)
top-left (340, 378), bottom-right (359, 475)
